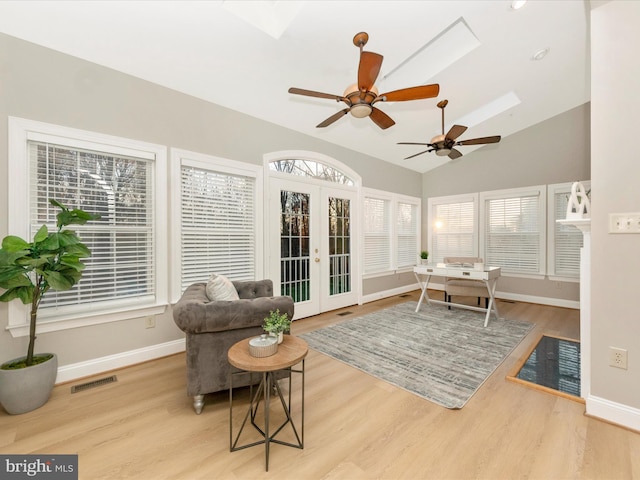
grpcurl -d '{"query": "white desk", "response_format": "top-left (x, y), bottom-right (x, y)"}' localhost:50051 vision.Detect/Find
top-left (413, 264), bottom-right (501, 327)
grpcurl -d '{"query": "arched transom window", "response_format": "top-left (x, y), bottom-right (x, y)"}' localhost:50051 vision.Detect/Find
top-left (269, 158), bottom-right (355, 185)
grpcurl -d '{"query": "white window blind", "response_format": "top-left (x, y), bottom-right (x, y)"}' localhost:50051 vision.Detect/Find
top-left (482, 187), bottom-right (546, 276)
top-left (180, 166), bottom-right (256, 292)
top-left (548, 182), bottom-right (589, 279)
top-left (397, 201), bottom-right (418, 268)
top-left (363, 196), bottom-right (391, 273)
top-left (430, 199), bottom-right (476, 263)
top-left (29, 140), bottom-right (156, 312)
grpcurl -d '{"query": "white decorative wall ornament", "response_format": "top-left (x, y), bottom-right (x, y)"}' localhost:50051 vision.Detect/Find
top-left (566, 181), bottom-right (591, 219)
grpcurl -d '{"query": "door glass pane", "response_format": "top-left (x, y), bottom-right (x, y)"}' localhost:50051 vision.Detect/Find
top-left (280, 190), bottom-right (311, 302)
top-left (329, 197), bottom-right (351, 296)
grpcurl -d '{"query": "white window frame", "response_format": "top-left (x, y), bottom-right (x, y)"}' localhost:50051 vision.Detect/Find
top-left (169, 149), bottom-right (264, 303)
top-left (362, 188), bottom-right (421, 278)
top-left (480, 185), bottom-right (547, 278)
top-left (427, 193), bottom-right (479, 263)
top-left (547, 181), bottom-right (590, 282)
top-left (7, 117), bottom-right (168, 337)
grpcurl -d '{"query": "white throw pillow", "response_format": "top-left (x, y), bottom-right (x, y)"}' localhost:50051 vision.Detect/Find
top-left (206, 274), bottom-right (240, 301)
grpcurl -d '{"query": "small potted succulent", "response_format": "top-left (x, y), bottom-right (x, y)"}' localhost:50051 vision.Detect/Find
top-left (262, 309), bottom-right (291, 344)
top-left (420, 250), bottom-right (429, 265)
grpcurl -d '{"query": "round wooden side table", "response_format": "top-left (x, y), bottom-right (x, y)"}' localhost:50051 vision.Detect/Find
top-left (228, 335), bottom-right (308, 472)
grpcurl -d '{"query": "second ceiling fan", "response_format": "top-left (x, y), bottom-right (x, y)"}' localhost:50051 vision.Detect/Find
top-left (398, 100), bottom-right (501, 160)
top-left (288, 32), bottom-right (440, 130)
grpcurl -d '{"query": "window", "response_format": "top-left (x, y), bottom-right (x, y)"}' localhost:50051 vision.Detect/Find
top-left (8, 117), bottom-right (167, 334)
top-left (396, 201), bottom-right (418, 268)
top-left (170, 149), bottom-right (263, 302)
top-left (427, 194), bottom-right (478, 263)
top-left (269, 158), bottom-right (354, 185)
top-left (547, 181), bottom-right (590, 280)
top-left (480, 186), bottom-right (546, 277)
top-left (363, 195), bottom-right (391, 274)
top-left (363, 189), bottom-right (420, 275)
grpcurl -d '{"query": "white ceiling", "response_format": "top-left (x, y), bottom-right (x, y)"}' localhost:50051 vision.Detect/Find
top-left (0, 1), bottom-right (592, 173)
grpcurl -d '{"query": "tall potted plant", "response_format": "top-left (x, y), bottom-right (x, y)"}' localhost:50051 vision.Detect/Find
top-left (0, 199), bottom-right (100, 414)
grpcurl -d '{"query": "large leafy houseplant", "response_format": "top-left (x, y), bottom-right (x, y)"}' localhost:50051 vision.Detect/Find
top-left (0, 199), bottom-right (100, 369)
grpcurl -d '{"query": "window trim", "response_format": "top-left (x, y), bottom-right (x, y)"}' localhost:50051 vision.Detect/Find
top-left (547, 181), bottom-right (590, 282)
top-left (362, 187), bottom-right (421, 278)
top-left (479, 185), bottom-right (547, 279)
top-left (7, 117), bottom-right (168, 337)
top-left (169, 148), bottom-right (264, 303)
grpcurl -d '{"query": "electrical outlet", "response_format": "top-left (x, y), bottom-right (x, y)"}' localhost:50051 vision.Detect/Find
top-left (609, 213), bottom-right (640, 233)
top-left (609, 347), bottom-right (628, 369)
top-left (145, 316), bottom-right (156, 329)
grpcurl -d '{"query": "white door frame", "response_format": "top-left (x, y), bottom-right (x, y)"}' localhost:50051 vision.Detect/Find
top-left (264, 151), bottom-right (361, 319)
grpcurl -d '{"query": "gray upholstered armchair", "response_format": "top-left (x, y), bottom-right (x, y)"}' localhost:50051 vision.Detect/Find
top-left (173, 279), bottom-right (294, 414)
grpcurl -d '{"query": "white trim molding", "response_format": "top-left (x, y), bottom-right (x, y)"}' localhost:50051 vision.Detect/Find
top-left (56, 339), bottom-right (186, 384)
top-left (587, 395), bottom-right (640, 433)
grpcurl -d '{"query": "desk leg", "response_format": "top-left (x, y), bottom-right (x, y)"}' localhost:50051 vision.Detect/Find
top-left (483, 278), bottom-right (500, 327)
top-left (414, 273), bottom-right (432, 312)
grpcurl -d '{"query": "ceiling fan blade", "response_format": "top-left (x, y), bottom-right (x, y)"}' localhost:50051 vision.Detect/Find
top-left (397, 142), bottom-right (432, 146)
top-left (377, 84), bottom-right (440, 102)
top-left (316, 108), bottom-right (350, 128)
top-left (358, 51), bottom-right (383, 92)
top-left (448, 148), bottom-right (463, 160)
top-left (288, 87), bottom-right (345, 102)
top-left (445, 124), bottom-right (468, 142)
top-left (404, 149), bottom-right (433, 160)
top-left (456, 135), bottom-right (502, 146)
top-left (369, 107), bottom-right (395, 129)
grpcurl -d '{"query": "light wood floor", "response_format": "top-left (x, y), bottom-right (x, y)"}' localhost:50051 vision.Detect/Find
top-left (2, 291), bottom-right (639, 479)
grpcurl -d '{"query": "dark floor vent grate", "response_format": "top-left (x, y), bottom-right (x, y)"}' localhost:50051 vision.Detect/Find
top-left (399, 294), bottom-right (411, 298)
top-left (337, 311), bottom-right (353, 316)
top-left (71, 375), bottom-right (117, 393)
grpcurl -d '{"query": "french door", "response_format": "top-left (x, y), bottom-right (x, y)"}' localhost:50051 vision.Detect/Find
top-left (269, 178), bottom-right (359, 319)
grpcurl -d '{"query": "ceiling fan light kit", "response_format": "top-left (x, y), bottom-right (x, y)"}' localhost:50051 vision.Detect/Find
top-left (288, 31), bottom-right (439, 129)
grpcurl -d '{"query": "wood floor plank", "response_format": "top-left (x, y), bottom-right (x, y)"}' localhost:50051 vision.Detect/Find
top-left (1, 290), bottom-right (638, 479)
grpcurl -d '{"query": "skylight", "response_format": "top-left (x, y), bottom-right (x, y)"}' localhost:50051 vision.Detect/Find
top-left (453, 92), bottom-right (521, 128)
top-left (381, 18), bottom-right (481, 91)
top-left (222, 0), bottom-right (304, 39)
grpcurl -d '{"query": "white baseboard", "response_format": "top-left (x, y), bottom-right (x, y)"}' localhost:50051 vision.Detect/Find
top-left (362, 284), bottom-right (579, 310)
top-left (496, 291), bottom-right (579, 309)
top-left (56, 339), bottom-right (186, 384)
top-left (361, 284), bottom-right (418, 304)
top-left (586, 395), bottom-right (640, 432)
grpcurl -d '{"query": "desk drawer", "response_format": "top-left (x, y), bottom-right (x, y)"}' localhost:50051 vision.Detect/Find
top-left (446, 268), bottom-right (485, 280)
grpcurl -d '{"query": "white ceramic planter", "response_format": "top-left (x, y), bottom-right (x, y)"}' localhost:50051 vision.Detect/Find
top-left (0, 353), bottom-right (58, 415)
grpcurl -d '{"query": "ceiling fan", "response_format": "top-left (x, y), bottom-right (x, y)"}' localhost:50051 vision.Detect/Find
top-left (288, 32), bottom-right (440, 130)
top-left (398, 99), bottom-right (501, 160)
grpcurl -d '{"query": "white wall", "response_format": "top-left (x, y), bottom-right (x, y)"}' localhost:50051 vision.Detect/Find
top-left (589, 0), bottom-right (640, 429)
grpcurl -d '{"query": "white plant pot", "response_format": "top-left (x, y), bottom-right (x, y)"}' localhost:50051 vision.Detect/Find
top-left (0, 353), bottom-right (58, 415)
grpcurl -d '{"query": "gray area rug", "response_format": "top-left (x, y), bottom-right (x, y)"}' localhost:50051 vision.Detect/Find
top-left (300, 301), bottom-right (534, 409)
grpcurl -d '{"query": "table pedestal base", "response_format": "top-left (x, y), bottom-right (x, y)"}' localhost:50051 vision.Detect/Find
top-left (229, 362), bottom-right (304, 471)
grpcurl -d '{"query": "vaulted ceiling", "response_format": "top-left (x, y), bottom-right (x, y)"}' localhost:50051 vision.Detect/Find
top-left (0, 1), bottom-right (593, 173)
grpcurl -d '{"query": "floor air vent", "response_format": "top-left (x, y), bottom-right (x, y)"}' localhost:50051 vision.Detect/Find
top-left (71, 375), bottom-right (117, 393)
top-left (337, 311), bottom-right (352, 316)
top-left (399, 294), bottom-right (411, 298)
